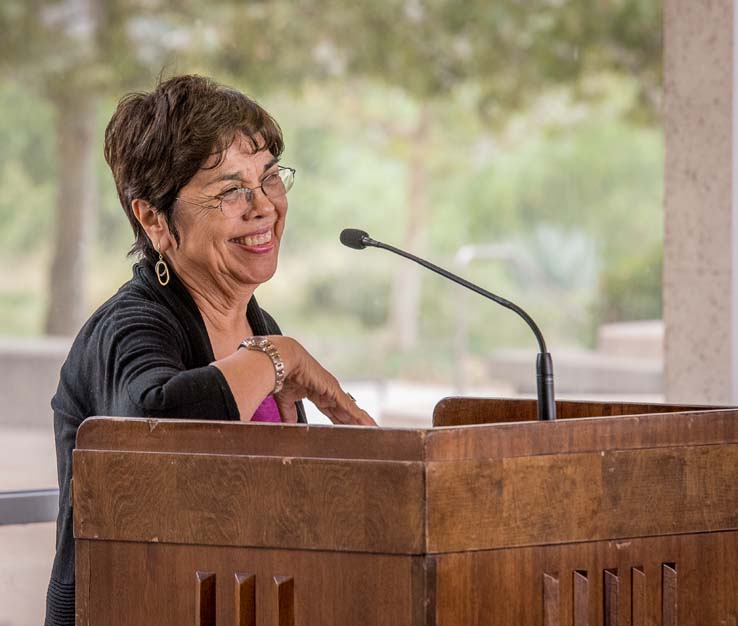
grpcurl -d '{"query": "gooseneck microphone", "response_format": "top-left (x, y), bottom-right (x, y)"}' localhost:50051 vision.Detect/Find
top-left (340, 228), bottom-right (556, 422)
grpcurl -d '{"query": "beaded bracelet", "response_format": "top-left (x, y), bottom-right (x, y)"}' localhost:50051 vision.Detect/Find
top-left (238, 336), bottom-right (286, 395)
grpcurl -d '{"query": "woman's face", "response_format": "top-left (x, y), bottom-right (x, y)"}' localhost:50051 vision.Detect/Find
top-left (166, 135), bottom-right (287, 295)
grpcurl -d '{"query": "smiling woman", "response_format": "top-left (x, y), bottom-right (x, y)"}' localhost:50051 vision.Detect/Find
top-left (44, 75), bottom-right (375, 626)
top-left (144, 139), bottom-right (290, 299)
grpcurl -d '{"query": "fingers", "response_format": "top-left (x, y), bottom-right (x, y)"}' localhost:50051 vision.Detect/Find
top-left (343, 406), bottom-right (378, 427)
top-left (313, 390), bottom-right (378, 427)
top-left (270, 336), bottom-right (378, 427)
top-left (336, 392), bottom-right (377, 426)
top-left (273, 394), bottom-right (299, 423)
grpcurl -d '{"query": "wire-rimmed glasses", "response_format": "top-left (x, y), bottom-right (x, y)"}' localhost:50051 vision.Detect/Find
top-left (177, 166), bottom-right (296, 218)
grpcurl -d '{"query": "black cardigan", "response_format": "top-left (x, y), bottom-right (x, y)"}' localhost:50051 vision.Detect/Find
top-left (44, 261), bottom-right (306, 626)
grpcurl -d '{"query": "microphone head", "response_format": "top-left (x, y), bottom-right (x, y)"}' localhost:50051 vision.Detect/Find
top-left (340, 228), bottom-right (370, 250)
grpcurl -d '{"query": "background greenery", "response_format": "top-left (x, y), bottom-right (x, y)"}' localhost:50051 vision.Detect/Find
top-left (0, 0), bottom-right (663, 384)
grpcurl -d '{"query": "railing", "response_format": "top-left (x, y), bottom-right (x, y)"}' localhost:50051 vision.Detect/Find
top-left (0, 489), bottom-right (58, 525)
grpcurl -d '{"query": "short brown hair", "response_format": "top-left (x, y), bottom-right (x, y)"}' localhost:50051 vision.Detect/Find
top-left (104, 74), bottom-right (284, 261)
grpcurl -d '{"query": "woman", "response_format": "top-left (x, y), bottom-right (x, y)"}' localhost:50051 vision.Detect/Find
top-left (44, 75), bottom-right (375, 626)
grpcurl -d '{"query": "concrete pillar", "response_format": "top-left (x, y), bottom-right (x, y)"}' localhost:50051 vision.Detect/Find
top-left (664, 0), bottom-right (738, 403)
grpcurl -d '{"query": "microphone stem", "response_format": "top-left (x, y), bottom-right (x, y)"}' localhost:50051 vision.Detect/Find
top-left (359, 233), bottom-right (556, 421)
top-left (372, 240), bottom-right (548, 354)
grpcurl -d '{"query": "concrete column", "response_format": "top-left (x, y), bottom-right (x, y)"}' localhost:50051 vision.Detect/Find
top-left (664, 0), bottom-right (738, 403)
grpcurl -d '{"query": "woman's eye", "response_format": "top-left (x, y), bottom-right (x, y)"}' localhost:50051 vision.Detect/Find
top-left (220, 188), bottom-right (241, 201)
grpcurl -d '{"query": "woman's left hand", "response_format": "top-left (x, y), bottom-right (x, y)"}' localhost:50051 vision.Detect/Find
top-left (270, 336), bottom-right (377, 426)
top-left (275, 376), bottom-right (378, 426)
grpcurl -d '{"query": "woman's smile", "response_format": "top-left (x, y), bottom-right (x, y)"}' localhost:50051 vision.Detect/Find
top-left (229, 228), bottom-right (275, 254)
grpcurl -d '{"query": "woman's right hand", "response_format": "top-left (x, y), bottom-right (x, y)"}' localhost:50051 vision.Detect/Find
top-left (270, 336), bottom-right (377, 427)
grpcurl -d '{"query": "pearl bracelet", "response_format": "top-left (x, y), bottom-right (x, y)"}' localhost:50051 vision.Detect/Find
top-left (238, 336), bottom-right (286, 395)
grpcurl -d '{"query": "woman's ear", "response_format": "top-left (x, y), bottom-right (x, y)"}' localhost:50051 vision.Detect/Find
top-left (131, 199), bottom-right (174, 253)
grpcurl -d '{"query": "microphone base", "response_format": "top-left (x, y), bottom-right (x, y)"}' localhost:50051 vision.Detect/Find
top-left (536, 352), bottom-right (556, 421)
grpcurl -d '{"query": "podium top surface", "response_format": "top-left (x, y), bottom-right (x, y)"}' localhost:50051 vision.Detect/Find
top-left (76, 398), bottom-right (738, 463)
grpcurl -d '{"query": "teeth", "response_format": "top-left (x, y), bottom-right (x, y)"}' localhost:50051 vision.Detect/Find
top-left (232, 231), bottom-right (272, 246)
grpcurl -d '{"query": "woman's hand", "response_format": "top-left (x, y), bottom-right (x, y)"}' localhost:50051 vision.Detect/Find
top-left (270, 336), bottom-right (377, 427)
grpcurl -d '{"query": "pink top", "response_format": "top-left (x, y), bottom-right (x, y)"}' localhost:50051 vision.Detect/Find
top-left (251, 395), bottom-right (282, 422)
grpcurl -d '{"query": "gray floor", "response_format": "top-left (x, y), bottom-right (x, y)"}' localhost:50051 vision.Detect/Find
top-left (0, 427), bottom-right (57, 626)
top-left (0, 522), bottom-right (55, 626)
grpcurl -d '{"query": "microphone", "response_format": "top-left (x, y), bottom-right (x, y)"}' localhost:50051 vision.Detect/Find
top-left (340, 228), bottom-right (556, 422)
top-left (339, 228), bottom-right (377, 250)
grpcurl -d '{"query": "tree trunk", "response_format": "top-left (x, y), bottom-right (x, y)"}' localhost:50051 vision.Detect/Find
top-left (389, 103), bottom-right (431, 350)
top-left (44, 92), bottom-right (97, 336)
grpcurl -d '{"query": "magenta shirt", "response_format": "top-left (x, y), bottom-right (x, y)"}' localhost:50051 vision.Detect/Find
top-left (251, 395), bottom-right (282, 422)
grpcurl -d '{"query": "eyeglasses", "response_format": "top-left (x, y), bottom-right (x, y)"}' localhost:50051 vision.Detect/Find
top-left (177, 166), bottom-right (296, 218)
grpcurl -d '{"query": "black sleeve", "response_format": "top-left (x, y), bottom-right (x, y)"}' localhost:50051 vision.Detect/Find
top-left (100, 301), bottom-right (240, 420)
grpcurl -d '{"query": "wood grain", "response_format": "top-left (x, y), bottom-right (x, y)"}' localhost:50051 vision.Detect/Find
top-left (573, 570), bottom-right (589, 626)
top-left (73, 450), bottom-right (425, 554)
top-left (426, 409), bottom-right (738, 461)
top-left (72, 406), bottom-right (738, 625)
top-left (76, 416), bottom-right (425, 461)
top-left (81, 541), bottom-right (422, 626)
top-left (631, 566), bottom-right (645, 626)
top-left (418, 557), bottom-right (437, 626)
top-left (431, 532), bottom-right (738, 625)
top-left (235, 573), bottom-right (256, 626)
top-left (662, 563), bottom-right (678, 626)
top-left (272, 576), bottom-right (294, 626)
top-left (196, 571), bottom-right (216, 626)
top-left (75, 538), bottom-right (90, 626)
top-left (432, 397), bottom-right (717, 427)
top-left (75, 405), bottom-right (738, 463)
top-left (603, 569), bottom-right (619, 626)
top-left (543, 573), bottom-right (560, 626)
top-left (426, 444), bottom-right (738, 552)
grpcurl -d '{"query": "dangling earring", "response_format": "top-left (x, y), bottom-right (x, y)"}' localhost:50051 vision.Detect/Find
top-left (155, 245), bottom-right (170, 286)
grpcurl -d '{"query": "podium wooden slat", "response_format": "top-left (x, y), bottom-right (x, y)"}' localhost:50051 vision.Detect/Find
top-left (74, 451), bottom-right (425, 554)
top-left (235, 573), bottom-right (256, 626)
top-left (425, 444), bottom-right (738, 552)
top-left (603, 569), bottom-right (619, 626)
top-left (427, 407), bottom-right (738, 460)
top-left (195, 571), bottom-right (216, 626)
top-left (432, 397), bottom-right (718, 426)
top-left (75, 417), bottom-right (426, 460)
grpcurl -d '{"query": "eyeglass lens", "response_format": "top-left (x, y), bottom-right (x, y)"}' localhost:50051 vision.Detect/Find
top-left (220, 168), bottom-right (294, 216)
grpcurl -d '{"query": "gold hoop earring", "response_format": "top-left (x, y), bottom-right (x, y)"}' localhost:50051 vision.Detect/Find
top-left (155, 250), bottom-right (170, 287)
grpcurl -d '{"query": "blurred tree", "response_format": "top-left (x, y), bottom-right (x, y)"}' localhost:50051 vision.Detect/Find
top-left (1, 0), bottom-right (99, 333)
top-left (0, 0), bottom-right (662, 340)
top-left (0, 0), bottom-right (212, 334)
top-left (3, 2), bottom-right (118, 332)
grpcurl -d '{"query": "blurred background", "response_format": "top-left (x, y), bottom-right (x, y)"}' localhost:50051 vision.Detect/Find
top-left (0, 1), bottom-right (663, 623)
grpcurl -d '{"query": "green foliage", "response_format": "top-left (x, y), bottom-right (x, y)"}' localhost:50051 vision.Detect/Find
top-left (0, 161), bottom-right (54, 252)
top-left (599, 242), bottom-right (662, 322)
top-left (0, 287), bottom-right (44, 337)
top-left (0, 80), bottom-right (55, 253)
top-left (304, 271), bottom-right (389, 328)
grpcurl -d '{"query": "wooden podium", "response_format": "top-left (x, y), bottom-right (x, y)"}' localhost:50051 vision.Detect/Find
top-left (73, 399), bottom-right (738, 625)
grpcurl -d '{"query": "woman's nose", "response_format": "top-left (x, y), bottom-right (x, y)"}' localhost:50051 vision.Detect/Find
top-left (246, 187), bottom-right (276, 218)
